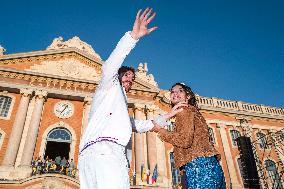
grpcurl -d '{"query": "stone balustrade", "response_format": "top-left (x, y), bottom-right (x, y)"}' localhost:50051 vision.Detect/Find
top-left (196, 95), bottom-right (284, 118)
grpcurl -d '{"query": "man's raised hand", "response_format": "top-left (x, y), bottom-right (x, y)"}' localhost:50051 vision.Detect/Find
top-left (130, 8), bottom-right (158, 40)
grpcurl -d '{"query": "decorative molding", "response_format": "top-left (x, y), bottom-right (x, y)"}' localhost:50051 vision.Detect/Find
top-left (135, 63), bottom-right (158, 87)
top-left (0, 50), bottom-right (102, 71)
top-left (47, 36), bottom-right (101, 60)
top-left (0, 69), bottom-right (97, 94)
top-left (83, 96), bottom-right (92, 105)
top-left (35, 90), bottom-right (48, 100)
top-left (20, 88), bottom-right (33, 97)
top-left (26, 58), bottom-right (100, 81)
top-left (25, 177), bottom-right (74, 189)
top-left (145, 104), bottom-right (158, 113)
top-left (134, 103), bottom-right (146, 111)
top-left (0, 45), bottom-right (6, 56)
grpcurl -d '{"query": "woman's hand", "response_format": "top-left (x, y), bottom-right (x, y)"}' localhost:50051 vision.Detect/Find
top-left (130, 8), bottom-right (158, 40)
top-left (164, 102), bottom-right (188, 120)
top-left (150, 122), bottom-right (161, 133)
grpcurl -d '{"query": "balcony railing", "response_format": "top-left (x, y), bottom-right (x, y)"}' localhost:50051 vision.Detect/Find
top-left (196, 96), bottom-right (284, 118)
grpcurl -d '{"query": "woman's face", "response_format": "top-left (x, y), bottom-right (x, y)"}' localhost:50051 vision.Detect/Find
top-left (170, 85), bottom-right (190, 105)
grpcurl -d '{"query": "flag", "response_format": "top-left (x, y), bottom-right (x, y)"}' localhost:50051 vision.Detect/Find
top-left (152, 164), bottom-right (158, 184)
top-left (146, 169), bottom-right (150, 184)
top-left (141, 164), bottom-right (144, 182)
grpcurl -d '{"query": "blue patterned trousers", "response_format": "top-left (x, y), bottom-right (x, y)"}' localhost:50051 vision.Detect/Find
top-left (184, 156), bottom-right (226, 189)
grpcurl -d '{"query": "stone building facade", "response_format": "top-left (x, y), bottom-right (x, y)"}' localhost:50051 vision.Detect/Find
top-left (0, 37), bottom-right (283, 189)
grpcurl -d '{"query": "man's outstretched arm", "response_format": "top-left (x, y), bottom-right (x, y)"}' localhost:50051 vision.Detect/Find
top-left (100, 8), bottom-right (157, 88)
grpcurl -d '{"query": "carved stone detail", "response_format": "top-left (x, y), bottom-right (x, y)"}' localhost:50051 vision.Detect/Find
top-left (26, 58), bottom-right (100, 81)
top-left (0, 45), bottom-right (6, 56)
top-left (134, 103), bottom-right (146, 111)
top-left (135, 63), bottom-right (158, 87)
top-left (25, 177), bottom-right (74, 189)
top-left (20, 88), bottom-right (33, 97)
top-left (47, 36), bottom-right (101, 60)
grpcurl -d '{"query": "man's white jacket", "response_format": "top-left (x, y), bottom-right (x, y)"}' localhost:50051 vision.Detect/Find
top-left (80, 32), bottom-right (154, 152)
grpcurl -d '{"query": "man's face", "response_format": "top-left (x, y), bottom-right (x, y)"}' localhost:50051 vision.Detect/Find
top-left (122, 70), bottom-right (135, 92)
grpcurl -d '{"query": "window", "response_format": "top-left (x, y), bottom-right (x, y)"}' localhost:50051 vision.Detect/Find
top-left (208, 128), bottom-right (216, 144)
top-left (256, 132), bottom-right (268, 149)
top-left (265, 160), bottom-right (283, 189)
top-left (170, 152), bottom-right (181, 187)
top-left (47, 128), bottom-right (72, 143)
top-left (230, 130), bottom-right (241, 146)
top-left (0, 96), bottom-right (12, 118)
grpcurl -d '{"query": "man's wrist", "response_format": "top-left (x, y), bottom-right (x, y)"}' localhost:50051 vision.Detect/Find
top-left (130, 31), bottom-right (139, 40)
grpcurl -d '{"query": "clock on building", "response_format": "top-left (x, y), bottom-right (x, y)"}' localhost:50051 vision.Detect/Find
top-left (54, 101), bottom-right (74, 118)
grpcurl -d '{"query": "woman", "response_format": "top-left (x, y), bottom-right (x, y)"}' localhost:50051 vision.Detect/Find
top-left (153, 83), bottom-right (226, 189)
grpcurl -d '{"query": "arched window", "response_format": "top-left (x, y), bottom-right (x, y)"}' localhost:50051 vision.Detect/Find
top-left (47, 128), bottom-right (72, 143)
top-left (230, 130), bottom-right (241, 146)
top-left (45, 128), bottom-right (72, 160)
top-left (265, 160), bottom-right (283, 189)
top-left (0, 96), bottom-right (12, 118)
top-left (256, 132), bottom-right (268, 149)
top-left (208, 127), bottom-right (216, 144)
top-left (170, 152), bottom-right (182, 187)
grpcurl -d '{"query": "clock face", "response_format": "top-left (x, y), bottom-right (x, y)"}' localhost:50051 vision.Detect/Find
top-left (54, 101), bottom-right (74, 118)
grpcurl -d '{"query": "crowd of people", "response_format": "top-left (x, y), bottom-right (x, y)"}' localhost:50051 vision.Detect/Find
top-left (31, 156), bottom-right (76, 177)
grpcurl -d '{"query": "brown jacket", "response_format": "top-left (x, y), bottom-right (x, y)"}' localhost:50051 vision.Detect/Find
top-left (158, 105), bottom-right (219, 168)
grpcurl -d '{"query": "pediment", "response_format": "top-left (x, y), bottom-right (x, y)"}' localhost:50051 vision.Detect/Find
top-left (131, 78), bottom-right (159, 93)
top-left (25, 58), bottom-right (101, 81)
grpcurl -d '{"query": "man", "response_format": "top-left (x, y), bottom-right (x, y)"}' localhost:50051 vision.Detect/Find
top-left (79, 8), bottom-right (157, 189)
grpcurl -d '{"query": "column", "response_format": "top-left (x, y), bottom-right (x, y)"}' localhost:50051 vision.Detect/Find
top-left (218, 123), bottom-right (241, 189)
top-left (146, 105), bottom-right (158, 179)
top-left (81, 96), bottom-right (92, 136)
top-left (134, 103), bottom-right (145, 185)
top-left (155, 109), bottom-right (168, 186)
top-left (1, 88), bottom-right (33, 167)
top-left (20, 90), bottom-right (47, 167)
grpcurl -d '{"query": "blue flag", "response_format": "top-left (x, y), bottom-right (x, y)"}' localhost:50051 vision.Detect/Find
top-left (152, 164), bottom-right (158, 183)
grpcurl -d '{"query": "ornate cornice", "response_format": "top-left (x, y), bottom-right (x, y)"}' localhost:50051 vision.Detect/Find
top-left (0, 68), bottom-right (97, 94)
top-left (0, 48), bottom-right (102, 69)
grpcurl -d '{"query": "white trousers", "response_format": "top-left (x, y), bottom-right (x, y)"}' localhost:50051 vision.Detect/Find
top-left (78, 141), bottom-right (130, 189)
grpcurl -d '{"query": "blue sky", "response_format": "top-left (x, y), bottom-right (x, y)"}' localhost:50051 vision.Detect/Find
top-left (1, 0), bottom-right (283, 107)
